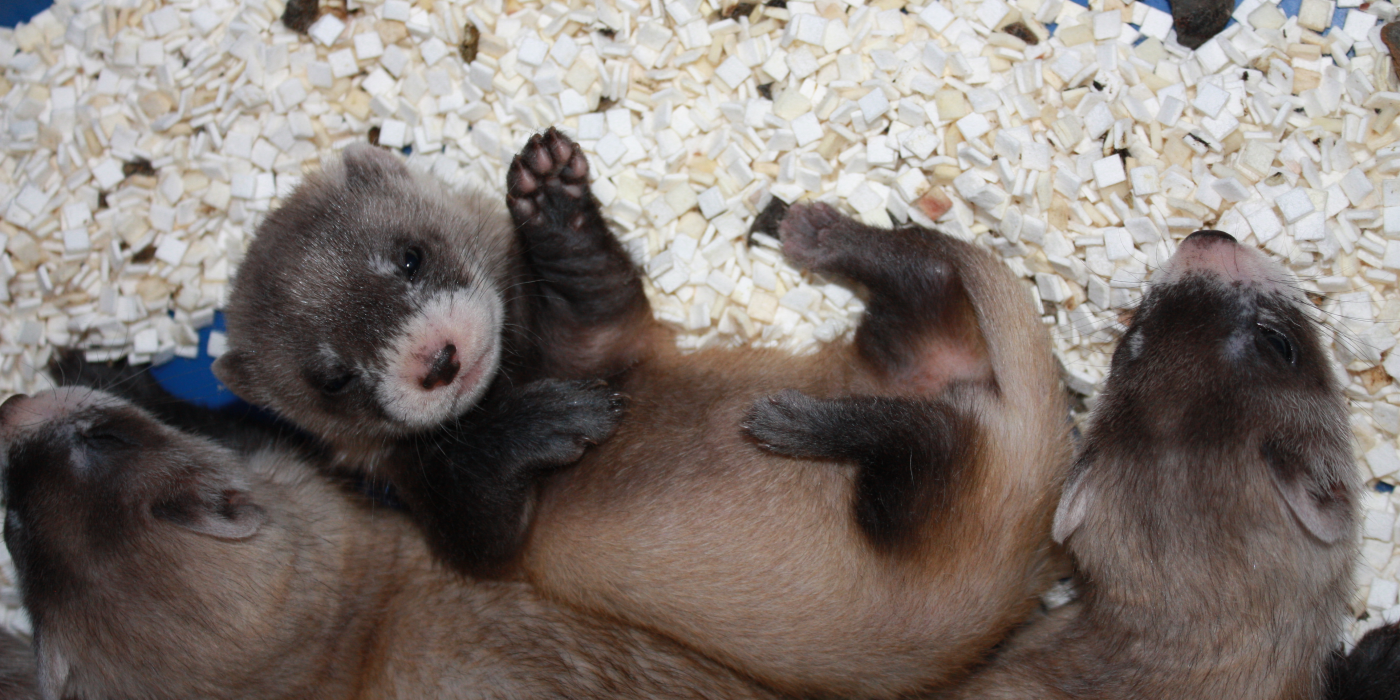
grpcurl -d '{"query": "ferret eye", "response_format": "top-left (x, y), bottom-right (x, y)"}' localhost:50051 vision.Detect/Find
top-left (401, 247), bottom-right (423, 281)
top-left (1257, 324), bottom-right (1295, 365)
top-left (320, 371), bottom-right (356, 395)
top-left (80, 427), bottom-right (134, 449)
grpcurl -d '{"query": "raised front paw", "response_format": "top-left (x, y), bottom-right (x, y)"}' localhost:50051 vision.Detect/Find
top-left (507, 128), bottom-right (594, 230)
top-left (513, 378), bottom-right (626, 465)
top-left (741, 389), bottom-right (827, 457)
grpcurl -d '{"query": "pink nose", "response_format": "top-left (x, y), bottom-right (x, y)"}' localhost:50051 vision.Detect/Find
top-left (1183, 230), bottom-right (1236, 246)
top-left (1172, 229), bottom-right (1251, 281)
top-left (419, 344), bottom-right (460, 390)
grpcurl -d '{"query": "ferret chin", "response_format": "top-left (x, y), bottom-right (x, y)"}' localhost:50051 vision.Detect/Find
top-left (0, 387), bottom-right (782, 700)
top-left (946, 230), bottom-right (1362, 700)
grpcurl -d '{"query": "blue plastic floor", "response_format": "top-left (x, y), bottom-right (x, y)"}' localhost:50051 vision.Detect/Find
top-left (0, 0), bottom-right (49, 29)
top-left (2, 0), bottom-right (1344, 408)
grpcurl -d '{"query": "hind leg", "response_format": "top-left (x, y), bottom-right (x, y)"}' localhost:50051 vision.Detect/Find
top-left (507, 129), bottom-right (655, 378)
top-left (746, 203), bottom-right (998, 549)
top-left (742, 388), bottom-right (978, 551)
top-left (779, 202), bottom-right (989, 388)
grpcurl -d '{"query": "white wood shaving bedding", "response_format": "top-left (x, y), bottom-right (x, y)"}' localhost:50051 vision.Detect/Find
top-left (0, 0), bottom-right (1398, 646)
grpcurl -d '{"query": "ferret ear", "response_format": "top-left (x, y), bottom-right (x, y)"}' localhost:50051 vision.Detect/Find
top-left (212, 350), bottom-right (259, 402)
top-left (1052, 469), bottom-right (1094, 544)
top-left (1273, 477), bottom-right (1351, 544)
top-left (1265, 439), bottom-right (1349, 543)
top-left (341, 143), bottom-right (410, 190)
top-left (1265, 441), bottom-right (1354, 544)
top-left (153, 488), bottom-right (267, 541)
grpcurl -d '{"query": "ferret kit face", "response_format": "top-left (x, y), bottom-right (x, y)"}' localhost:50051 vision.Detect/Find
top-left (0, 388), bottom-right (282, 698)
top-left (948, 231), bottom-right (1368, 699)
top-left (215, 144), bottom-right (519, 440)
top-left (0, 388), bottom-right (782, 700)
top-left (215, 131), bottom-right (1073, 697)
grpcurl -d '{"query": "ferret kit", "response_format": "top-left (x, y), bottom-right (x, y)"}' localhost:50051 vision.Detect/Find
top-left (214, 133), bottom-right (1072, 697)
top-left (0, 387), bottom-right (782, 700)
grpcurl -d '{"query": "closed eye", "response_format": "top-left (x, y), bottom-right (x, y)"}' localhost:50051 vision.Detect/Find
top-left (80, 427), bottom-right (136, 449)
top-left (1257, 324), bottom-right (1295, 365)
top-left (320, 371), bottom-right (356, 395)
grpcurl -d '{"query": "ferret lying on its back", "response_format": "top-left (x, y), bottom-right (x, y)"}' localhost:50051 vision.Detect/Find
top-left (218, 129), bottom-right (1073, 698)
top-left (940, 231), bottom-right (1364, 699)
top-left (0, 387), bottom-right (782, 700)
top-left (213, 143), bottom-right (625, 577)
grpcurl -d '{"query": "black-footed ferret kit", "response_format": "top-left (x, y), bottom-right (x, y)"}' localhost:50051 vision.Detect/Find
top-left (943, 231), bottom-right (1365, 699)
top-left (215, 130), bottom-right (1072, 697)
top-left (212, 142), bottom-right (627, 577)
top-left (0, 387), bottom-right (782, 700)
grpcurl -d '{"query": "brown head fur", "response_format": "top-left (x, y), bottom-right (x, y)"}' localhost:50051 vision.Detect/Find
top-left (0, 388), bottom-right (781, 700)
top-left (214, 145), bottom-right (527, 460)
top-left (947, 231), bottom-right (1358, 699)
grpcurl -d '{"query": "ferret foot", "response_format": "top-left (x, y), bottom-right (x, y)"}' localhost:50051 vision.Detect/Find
top-left (741, 389), bottom-right (832, 458)
top-left (400, 378), bottom-right (626, 577)
top-left (506, 129), bottom-right (652, 378)
top-left (776, 202), bottom-right (860, 274)
top-left (497, 378), bottom-right (627, 468)
top-left (777, 203), bottom-right (985, 386)
top-left (507, 127), bottom-right (602, 237)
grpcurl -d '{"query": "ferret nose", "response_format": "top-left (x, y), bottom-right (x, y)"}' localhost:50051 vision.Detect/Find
top-left (1183, 230), bottom-right (1236, 245)
top-left (419, 344), bottom-right (460, 390)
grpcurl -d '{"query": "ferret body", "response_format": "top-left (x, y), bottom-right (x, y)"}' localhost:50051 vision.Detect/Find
top-left (939, 231), bottom-right (1360, 699)
top-left (218, 131), bottom-right (1071, 697)
top-left (0, 387), bottom-right (782, 700)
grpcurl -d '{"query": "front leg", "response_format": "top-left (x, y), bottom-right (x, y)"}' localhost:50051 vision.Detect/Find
top-left (387, 378), bottom-right (625, 578)
top-left (742, 389), bottom-right (978, 552)
top-left (507, 128), bottom-right (655, 379)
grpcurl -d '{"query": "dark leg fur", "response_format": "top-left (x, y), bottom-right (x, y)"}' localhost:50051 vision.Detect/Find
top-left (750, 204), bottom-right (991, 550)
top-left (743, 389), bottom-right (977, 552)
top-left (389, 378), bottom-right (625, 578)
top-left (778, 202), bottom-right (985, 381)
top-left (1328, 622), bottom-right (1400, 700)
top-left (507, 128), bottom-right (651, 378)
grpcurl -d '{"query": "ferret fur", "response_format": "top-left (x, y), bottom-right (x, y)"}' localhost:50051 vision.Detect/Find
top-left (939, 231), bottom-right (1361, 699)
top-left (216, 130), bottom-right (1072, 697)
top-left (0, 387), bottom-right (782, 700)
